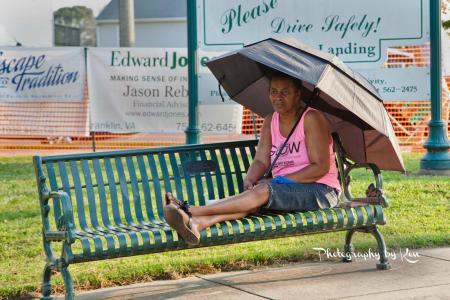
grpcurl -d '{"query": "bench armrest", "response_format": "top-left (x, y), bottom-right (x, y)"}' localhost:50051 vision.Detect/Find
top-left (42, 191), bottom-right (76, 244)
top-left (332, 133), bottom-right (388, 208)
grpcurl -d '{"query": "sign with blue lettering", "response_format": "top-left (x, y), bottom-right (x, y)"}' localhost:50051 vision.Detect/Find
top-left (198, 0), bottom-right (430, 100)
top-left (88, 48), bottom-right (242, 134)
top-left (0, 48), bottom-right (85, 102)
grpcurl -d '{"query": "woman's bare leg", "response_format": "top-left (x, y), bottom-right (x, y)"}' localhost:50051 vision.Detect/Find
top-left (164, 183), bottom-right (269, 240)
top-left (188, 183), bottom-right (270, 216)
top-left (192, 211), bottom-right (254, 232)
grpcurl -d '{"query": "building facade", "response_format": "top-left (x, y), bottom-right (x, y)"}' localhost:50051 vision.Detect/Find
top-left (96, 0), bottom-right (187, 47)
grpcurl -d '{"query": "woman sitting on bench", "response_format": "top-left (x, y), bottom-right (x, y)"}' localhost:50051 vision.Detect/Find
top-left (164, 72), bottom-right (340, 245)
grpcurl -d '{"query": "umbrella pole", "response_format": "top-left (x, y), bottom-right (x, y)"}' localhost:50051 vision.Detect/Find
top-left (419, 0), bottom-right (450, 175)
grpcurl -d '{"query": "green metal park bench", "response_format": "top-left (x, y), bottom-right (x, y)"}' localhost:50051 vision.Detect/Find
top-left (33, 138), bottom-right (391, 299)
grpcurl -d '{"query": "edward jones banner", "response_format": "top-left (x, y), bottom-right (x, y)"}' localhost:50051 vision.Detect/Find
top-left (88, 48), bottom-right (242, 134)
top-left (0, 47), bottom-right (85, 102)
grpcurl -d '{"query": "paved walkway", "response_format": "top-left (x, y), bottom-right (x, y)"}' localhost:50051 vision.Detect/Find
top-left (59, 247), bottom-right (449, 300)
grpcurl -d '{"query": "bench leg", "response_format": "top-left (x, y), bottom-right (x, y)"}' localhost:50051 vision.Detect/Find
top-left (41, 263), bottom-right (54, 300)
top-left (370, 226), bottom-right (392, 270)
top-left (61, 266), bottom-right (75, 300)
top-left (343, 227), bottom-right (391, 270)
top-left (342, 229), bottom-right (355, 263)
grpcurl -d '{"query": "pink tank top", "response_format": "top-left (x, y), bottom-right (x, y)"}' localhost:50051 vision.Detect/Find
top-left (270, 108), bottom-right (341, 191)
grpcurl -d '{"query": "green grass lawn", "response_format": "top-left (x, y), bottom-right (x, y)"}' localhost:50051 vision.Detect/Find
top-left (0, 153), bottom-right (449, 298)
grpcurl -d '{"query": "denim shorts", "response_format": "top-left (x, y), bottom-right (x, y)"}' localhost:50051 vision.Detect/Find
top-left (262, 179), bottom-right (339, 212)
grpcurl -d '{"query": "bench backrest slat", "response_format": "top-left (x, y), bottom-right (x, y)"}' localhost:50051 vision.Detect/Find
top-left (92, 158), bottom-right (113, 228)
top-left (70, 160), bottom-right (91, 231)
top-left (158, 152), bottom-right (173, 198)
top-left (81, 159), bottom-right (101, 230)
top-left (229, 148), bottom-right (244, 194)
top-left (239, 146), bottom-right (251, 171)
top-left (209, 149), bottom-right (225, 199)
top-left (136, 155), bottom-right (154, 222)
top-left (103, 157), bottom-right (125, 227)
top-left (219, 148), bottom-right (236, 197)
top-left (58, 161), bottom-right (72, 199)
top-left (126, 156), bottom-right (145, 224)
top-left (199, 150), bottom-right (216, 200)
top-left (115, 156), bottom-right (136, 226)
top-left (46, 162), bottom-right (62, 224)
top-left (146, 154), bottom-right (164, 220)
top-left (168, 152), bottom-right (185, 203)
top-left (178, 152), bottom-right (195, 205)
top-left (190, 152), bottom-right (207, 206)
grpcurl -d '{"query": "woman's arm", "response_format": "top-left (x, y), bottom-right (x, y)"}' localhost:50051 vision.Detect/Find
top-left (284, 110), bottom-right (331, 183)
top-left (243, 114), bottom-right (272, 190)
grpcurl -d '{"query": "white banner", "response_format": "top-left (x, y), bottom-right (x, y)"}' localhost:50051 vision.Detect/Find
top-left (88, 48), bottom-right (242, 134)
top-left (359, 68), bottom-right (430, 101)
top-left (0, 47), bottom-right (85, 102)
top-left (198, 0), bottom-right (430, 100)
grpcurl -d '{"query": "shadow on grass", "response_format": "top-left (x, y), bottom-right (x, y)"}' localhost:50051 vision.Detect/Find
top-left (0, 210), bottom-right (39, 222)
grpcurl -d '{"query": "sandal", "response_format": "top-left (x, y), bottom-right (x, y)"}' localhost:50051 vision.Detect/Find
top-left (164, 193), bottom-right (200, 245)
top-left (165, 192), bottom-right (185, 207)
top-left (365, 183), bottom-right (379, 198)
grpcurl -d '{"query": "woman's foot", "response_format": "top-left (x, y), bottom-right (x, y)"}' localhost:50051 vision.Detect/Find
top-left (365, 184), bottom-right (379, 198)
top-left (164, 193), bottom-right (200, 245)
top-left (165, 192), bottom-right (179, 206)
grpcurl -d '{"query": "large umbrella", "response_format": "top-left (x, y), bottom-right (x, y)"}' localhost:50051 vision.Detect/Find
top-left (206, 38), bottom-right (405, 172)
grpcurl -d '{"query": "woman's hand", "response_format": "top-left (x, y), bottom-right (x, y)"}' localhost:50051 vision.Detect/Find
top-left (244, 177), bottom-right (272, 190)
top-left (243, 178), bottom-right (255, 191)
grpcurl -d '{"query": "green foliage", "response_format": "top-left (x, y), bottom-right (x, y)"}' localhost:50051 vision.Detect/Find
top-left (54, 6), bottom-right (94, 27)
top-left (443, 19), bottom-right (450, 30)
top-left (54, 6), bottom-right (96, 46)
top-left (0, 154), bottom-right (449, 298)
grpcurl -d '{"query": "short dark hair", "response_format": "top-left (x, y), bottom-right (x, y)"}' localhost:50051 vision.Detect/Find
top-left (268, 70), bottom-right (303, 91)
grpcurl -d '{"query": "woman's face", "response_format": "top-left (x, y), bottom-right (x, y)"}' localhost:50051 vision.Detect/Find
top-left (269, 77), bottom-right (301, 114)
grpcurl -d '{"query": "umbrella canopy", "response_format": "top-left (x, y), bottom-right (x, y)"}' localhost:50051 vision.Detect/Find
top-left (206, 38), bottom-right (405, 172)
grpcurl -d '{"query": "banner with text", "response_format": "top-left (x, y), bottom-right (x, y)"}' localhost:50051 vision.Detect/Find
top-left (198, 0), bottom-right (430, 100)
top-left (88, 48), bottom-right (242, 134)
top-left (0, 47), bottom-right (85, 102)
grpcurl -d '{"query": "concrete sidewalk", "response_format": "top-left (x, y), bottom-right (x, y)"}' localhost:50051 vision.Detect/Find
top-left (60, 247), bottom-right (450, 300)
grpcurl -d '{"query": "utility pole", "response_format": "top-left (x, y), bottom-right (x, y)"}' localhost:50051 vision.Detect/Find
top-left (118, 0), bottom-right (135, 47)
top-left (185, 0), bottom-right (201, 144)
top-left (419, 0), bottom-right (450, 175)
